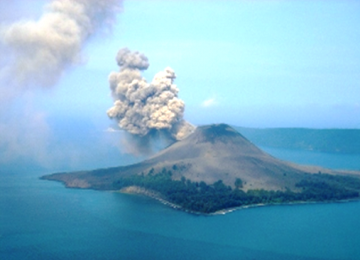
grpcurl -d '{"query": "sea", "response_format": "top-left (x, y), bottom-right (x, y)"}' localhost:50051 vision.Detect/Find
top-left (1, 143), bottom-right (360, 259)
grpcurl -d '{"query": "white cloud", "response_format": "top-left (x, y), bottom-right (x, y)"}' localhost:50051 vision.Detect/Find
top-left (104, 127), bottom-right (122, 132)
top-left (201, 98), bottom-right (218, 108)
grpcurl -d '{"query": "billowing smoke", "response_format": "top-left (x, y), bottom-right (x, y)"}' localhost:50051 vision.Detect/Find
top-left (107, 48), bottom-right (195, 143)
top-left (0, 0), bottom-right (122, 166)
top-left (0, 0), bottom-right (121, 89)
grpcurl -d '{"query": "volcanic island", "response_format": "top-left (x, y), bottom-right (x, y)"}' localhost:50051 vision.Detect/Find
top-left (42, 124), bottom-right (360, 214)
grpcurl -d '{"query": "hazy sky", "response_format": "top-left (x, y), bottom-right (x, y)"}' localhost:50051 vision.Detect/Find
top-left (78, 0), bottom-right (360, 128)
top-left (1, 0), bottom-right (360, 166)
top-left (3, 0), bottom-right (360, 126)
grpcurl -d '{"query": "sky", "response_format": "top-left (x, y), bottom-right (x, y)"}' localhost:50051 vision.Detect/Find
top-left (0, 0), bottom-right (360, 167)
top-left (84, 0), bottom-right (360, 129)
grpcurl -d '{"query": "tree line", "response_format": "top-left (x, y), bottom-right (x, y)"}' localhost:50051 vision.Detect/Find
top-left (113, 168), bottom-right (360, 213)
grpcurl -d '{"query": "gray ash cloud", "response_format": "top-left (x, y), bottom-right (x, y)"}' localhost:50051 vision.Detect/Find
top-left (0, 0), bottom-right (121, 89)
top-left (107, 48), bottom-right (195, 142)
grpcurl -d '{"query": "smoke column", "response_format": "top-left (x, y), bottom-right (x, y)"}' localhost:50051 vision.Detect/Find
top-left (107, 48), bottom-right (195, 142)
top-left (0, 0), bottom-right (121, 165)
top-left (0, 0), bottom-right (121, 89)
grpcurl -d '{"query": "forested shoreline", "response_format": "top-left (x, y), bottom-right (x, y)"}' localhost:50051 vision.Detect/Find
top-left (113, 168), bottom-right (360, 213)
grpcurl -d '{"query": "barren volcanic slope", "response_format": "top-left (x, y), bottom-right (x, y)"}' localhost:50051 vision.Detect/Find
top-left (42, 124), bottom-right (360, 213)
top-left (43, 124), bottom-right (347, 190)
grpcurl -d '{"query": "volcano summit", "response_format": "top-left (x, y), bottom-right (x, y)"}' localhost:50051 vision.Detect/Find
top-left (42, 124), bottom-right (360, 213)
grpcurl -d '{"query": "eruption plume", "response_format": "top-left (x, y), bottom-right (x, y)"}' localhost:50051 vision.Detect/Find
top-left (0, 0), bottom-right (121, 88)
top-left (107, 48), bottom-right (195, 142)
top-left (0, 0), bottom-right (121, 165)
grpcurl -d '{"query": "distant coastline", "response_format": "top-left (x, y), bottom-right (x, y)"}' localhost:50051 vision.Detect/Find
top-left (236, 127), bottom-right (360, 154)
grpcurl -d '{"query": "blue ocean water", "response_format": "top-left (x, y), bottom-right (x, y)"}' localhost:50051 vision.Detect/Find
top-left (1, 149), bottom-right (360, 259)
top-left (260, 146), bottom-right (360, 171)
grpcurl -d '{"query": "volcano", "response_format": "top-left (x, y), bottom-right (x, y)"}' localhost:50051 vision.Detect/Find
top-left (42, 124), bottom-right (360, 213)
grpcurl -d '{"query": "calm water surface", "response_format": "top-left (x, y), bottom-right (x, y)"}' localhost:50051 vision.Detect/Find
top-left (1, 149), bottom-right (360, 260)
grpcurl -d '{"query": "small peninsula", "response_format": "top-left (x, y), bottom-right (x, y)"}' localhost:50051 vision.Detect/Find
top-left (42, 124), bottom-right (360, 214)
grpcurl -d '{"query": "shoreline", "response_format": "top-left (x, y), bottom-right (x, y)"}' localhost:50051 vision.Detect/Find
top-left (116, 185), bottom-right (360, 216)
top-left (41, 176), bottom-right (360, 215)
top-left (118, 186), bottom-right (184, 211)
top-left (213, 198), bottom-right (360, 215)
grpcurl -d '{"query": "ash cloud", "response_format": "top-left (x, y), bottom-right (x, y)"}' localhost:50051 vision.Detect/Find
top-left (107, 48), bottom-right (195, 146)
top-left (0, 0), bottom-right (122, 166)
top-left (0, 0), bottom-right (121, 89)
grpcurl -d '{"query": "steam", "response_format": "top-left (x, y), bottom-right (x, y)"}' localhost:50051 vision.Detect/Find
top-left (107, 48), bottom-right (195, 141)
top-left (0, 0), bottom-right (121, 88)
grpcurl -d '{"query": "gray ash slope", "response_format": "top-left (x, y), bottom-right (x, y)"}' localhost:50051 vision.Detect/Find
top-left (42, 124), bottom-right (358, 191)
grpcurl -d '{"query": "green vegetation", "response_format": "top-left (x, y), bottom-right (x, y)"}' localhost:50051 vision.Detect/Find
top-left (113, 169), bottom-right (360, 214)
top-left (235, 178), bottom-right (243, 189)
top-left (236, 127), bottom-right (360, 154)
